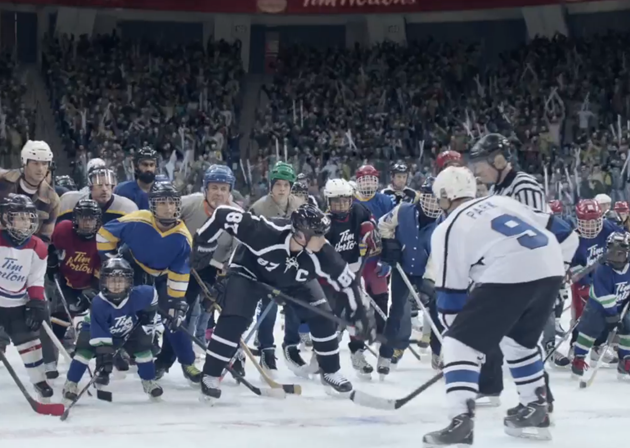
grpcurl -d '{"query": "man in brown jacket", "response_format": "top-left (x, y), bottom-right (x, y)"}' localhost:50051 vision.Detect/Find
top-left (0, 140), bottom-right (60, 378)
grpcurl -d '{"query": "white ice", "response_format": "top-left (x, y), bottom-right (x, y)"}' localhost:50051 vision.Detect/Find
top-left (1, 317), bottom-right (629, 448)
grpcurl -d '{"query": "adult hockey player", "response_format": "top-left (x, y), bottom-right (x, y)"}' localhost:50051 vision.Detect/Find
top-left (249, 161), bottom-right (304, 375)
top-left (97, 182), bottom-right (200, 384)
top-left (378, 176), bottom-right (441, 378)
top-left (62, 257), bottom-right (162, 401)
top-left (381, 162), bottom-right (418, 206)
top-left (48, 199), bottom-right (102, 350)
top-left (571, 232), bottom-right (630, 379)
top-left (114, 147), bottom-right (159, 210)
top-left (78, 158), bottom-right (106, 194)
top-left (58, 167), bottom-right (137, 224)
top-left (0, 194), bottom-right (52, 399)
top-left (55, 175), bottom-right (77, 193)
top-left (322, 179), bottom-right (379, 377)
top-left (291, 181), bottom-right (319, 208)
top-left (423, 166), bottom-right (564, 446)
top-left (194, 204), bottom-right (376, 402)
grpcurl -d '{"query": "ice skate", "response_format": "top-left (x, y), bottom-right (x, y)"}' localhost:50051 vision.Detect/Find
top-left (230, 350), bottom-right (246, 381)
top-left (260, 347), bottom-right (278, 378)
top-left (571, 356), bottom-right (588, 379)
top-left (34, 380), bottom-right (54, 402)
top-left (62, 380), bottom-right (78, 404)
top-left (390, 348), bottom-right (404, 370)
top-left (617, 355), bottom-right (630, 380)
top-left (199, 375), bottom-right (221, 405)
top-left (299, 332), bottom-right (313, 350)
top-left (376, 356), bottom-right (390, 381)
top-left (320, 371), bottom-right (352, 396)
top-left (45, 362), bottom-right (59, 380)
top-left (431, 353), bottom-right (443, 371)
top-left (142, 379), bottom-right (164, 400)
top-left (591, 345), bottom-right (618, 367)
top-left (283, 343), bottom-right (311, 378)
top-left (350, 348), bottom-right (373, 379)
top-left (423, 399), bottom-right (474, 447)
top-left (504, 387), bottom-right (551, 441)
top-left (182, 363), bottom-right (202, 386)
top-left (475, 392), bottom-right (501, 407)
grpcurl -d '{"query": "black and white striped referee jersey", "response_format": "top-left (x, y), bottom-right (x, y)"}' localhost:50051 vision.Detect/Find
top-left (489, 169), bottom-right (547, 213)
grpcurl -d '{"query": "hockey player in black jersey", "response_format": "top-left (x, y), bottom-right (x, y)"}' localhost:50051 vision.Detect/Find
top-left (194, 204), bottom-right (376, 403)
top-left (322, 179), bottom-right (379, 378)
top-left (292, 179), bottom-right (319, 209)
top-left (381, 162), bottom-right (419, 206)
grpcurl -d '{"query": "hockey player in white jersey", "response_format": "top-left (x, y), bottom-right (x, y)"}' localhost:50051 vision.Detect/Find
top-left (423, 167), bottom-right (564, 447)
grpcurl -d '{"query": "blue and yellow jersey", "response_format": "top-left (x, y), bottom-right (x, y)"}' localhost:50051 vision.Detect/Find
top-left (114, 180), bottom-right (150, 210)
top-left (96, 210), bottom-right (192, 299)
top-left (57, 191), bottom-right (138, 225)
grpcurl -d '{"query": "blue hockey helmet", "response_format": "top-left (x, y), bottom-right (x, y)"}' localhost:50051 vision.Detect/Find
top-left (605, 232), bottom-right (630, 271)
top-left (418, 176), bottom-right (442, 219)
top-left (204, 165), bottom-right (235, 191)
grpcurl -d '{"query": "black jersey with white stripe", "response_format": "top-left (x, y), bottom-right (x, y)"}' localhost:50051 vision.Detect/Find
top-left (195, 205), bottom-right (358, 301)
top-left (489, 169), bottom-right (546, 212)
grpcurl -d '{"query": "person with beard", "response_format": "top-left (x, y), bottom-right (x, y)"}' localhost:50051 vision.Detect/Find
top-left (57, 168), bottom-right (137, 225)
top-left (114, 147), bottom-right (159, 210)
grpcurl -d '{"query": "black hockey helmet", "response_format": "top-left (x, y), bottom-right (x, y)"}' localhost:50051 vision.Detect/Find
top-left (55, 175), bottom-right (77, 191)
top-left (134, 146), bottom-right (158, 184)
top-left (296, 173), bottom-right (309, 185)
top-left (87, 167), bottom-right (116, 187)
top-left (604, 232), bottom-right (630, 271)
top-left (100, 257), bottom-right (134, 304)
top-left (0, 194), bottom-right (39, 245)
top-left (73, 198), bottom-right (102, 239)
top-left (291, 181), bottom-right (309, 199)
top-left (291, 204), bottom-right (330, 241)
top-left (390, 162), bottom-right (409, 176)
top-left (149, 181), bottom-right (181, 226)
top-left (469, 133), bottom-right (511, 161)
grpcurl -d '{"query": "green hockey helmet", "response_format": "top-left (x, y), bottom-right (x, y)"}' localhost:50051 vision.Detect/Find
top-left (270, 162), bottom-right (296, 184)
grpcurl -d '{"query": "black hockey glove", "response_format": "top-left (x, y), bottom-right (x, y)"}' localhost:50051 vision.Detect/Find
top-left (165, 298), bottom-right (188, 331)
top-left (346, 286), bottom-right (377, 343)
top-left (191, 234), bottom-right (218, 271)
top-left (605, 312), bottom-right (621, 331)
top-left (417, 279), bottom-right (436, 306)
top-left (69, 288), bottom-right (98, 315)
top-left (137, 309), bottom-right (157, 326)
top-left (380, 239), bottom-right (402, 264)
top-left (95, 345), bottom-right (114, 375)
top-left (24, 299), bottom-right (47, 332)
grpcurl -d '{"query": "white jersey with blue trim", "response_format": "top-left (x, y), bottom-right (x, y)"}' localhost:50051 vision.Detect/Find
top-left (431, 195), bottom-right (564, 290)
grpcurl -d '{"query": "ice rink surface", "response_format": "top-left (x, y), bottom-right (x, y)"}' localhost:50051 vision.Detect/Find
top-left (1, 320), bottom-right (629, 448)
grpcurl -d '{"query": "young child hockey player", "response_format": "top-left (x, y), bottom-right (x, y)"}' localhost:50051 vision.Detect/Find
top-left (571, 232), bottom-right (630, 379)
top-left (378, 176), bottom-right (441, 378)
top-left (0, 194), bottom-right (51, 399)
top-left (614, 201), bottom-right (630, 231)
top-left (194, 204), bottom-right (376, 403)
top-left (62, 257), bottom-right (162, 402)
top-left (424, 166), bottom-right (564, 446)
top-left (381, 162), bottom-right (418, 206)
top-left (322, 179), bottom-right (379, 378)
top-left (292, 179), bottom-right (319, 209)
top-left (47, 199), bottom-right (102, 362)
top-left (114, 147), bottom-right (159, 210)
top-left (96, 182), bottom-right (199, 384)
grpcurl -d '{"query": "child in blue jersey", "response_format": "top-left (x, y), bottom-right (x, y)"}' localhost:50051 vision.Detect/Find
top-left (62, 258), bottom-right (163, 402)
top-left (114, 146), bottom-right (158, 210)
top-left (572, 232), bottom-right (630, 379)
top-left (97, 181), bottom-right (199, 384)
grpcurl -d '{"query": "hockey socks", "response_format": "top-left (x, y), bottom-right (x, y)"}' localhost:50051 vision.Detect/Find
top-left (309, 315), bottom-right (340, 374)
top-left (164, 328), bottom-right (196, 366)
top-left (67, 348), bottom-right (92, 383)
top-left (203, 315), bottom-right (249, 377)
top-left (501, 337), bottom-right (545, 407)
top-left (135, 350), bottom-right (156, 380)
top-left (16, 339), bottom-right (46, 384)
top-left (442, 337), bottom-right (481, 418)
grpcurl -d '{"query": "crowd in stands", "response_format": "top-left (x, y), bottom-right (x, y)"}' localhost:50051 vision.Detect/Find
top-left (0, 52), bottom-right (36, 168)
top-left (41, 32), bottom-right (244, 193)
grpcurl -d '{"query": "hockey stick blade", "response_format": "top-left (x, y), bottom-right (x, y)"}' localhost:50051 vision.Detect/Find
top-left (96, 389), bottom-right (113, 401)
top-left (240, 341), bottom-right (302, 395)
top-left (351, 371), bottom-right (444, 410)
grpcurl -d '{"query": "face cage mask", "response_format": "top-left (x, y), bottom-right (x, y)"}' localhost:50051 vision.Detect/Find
top-left (605, 247), bottom-right (629, 271)
top-left (5, 211), bottom-right (39, 244)
top-left (356, 175), bottom-right (378, 199)
top-left (74, 215), bottom-right (101, 239)
top-left (419, 193), bottom-right (443, 219)
top-left (327, 196), bottom-right (352, 217)
top-left (101, 275), bottom-right (133, 303)
top-left (89, 171), bottom-right (117, 187)
top-left (150, 197), bottom-right (181, 225)
top-left (577, 217), bottom-right (603, 239)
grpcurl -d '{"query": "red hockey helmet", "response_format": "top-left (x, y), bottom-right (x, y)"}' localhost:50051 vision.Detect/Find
top-left (576, 199), bottom-right (603, 239)
top-left (614, 201), bottom-right (629, 215)
top-left (355, 165), bottom-right (380, 199)
top-left (436, 150), bottom-right (463, 173)
top-left (548, 200), bottom-right (563, 215)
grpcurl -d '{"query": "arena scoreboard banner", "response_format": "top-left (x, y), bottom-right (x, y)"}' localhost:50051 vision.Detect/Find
top-left (8, 0), bottom-right (609, 13)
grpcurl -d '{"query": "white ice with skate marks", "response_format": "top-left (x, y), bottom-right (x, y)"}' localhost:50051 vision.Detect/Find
top-left (1, 313), bottom-right (629, 448)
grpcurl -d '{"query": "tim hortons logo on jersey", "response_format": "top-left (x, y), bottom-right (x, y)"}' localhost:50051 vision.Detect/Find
top-left (111, 315), bottom-right (134, 335)
top-left (335, 229), bottom-right (356, 252)
top-left (0, 257), bottom-right (27, 284)
top-left (615, 282), bottom-right (630, 302)
top-left (587, 245), bottom-right (605, 265)
top-left (65, 251), bottom-right (94, 274)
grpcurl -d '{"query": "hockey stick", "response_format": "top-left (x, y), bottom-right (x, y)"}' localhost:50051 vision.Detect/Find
top-left (51, 316), bottom-right (71, 327)
top-left (178, 324), bottom-right (286, 399)
top-left (543, 318), bottom-right (580, 365)
top-left (41, 321), bottom-right (94, 397)
top-left (0, 349), bottom-right (65, 416)
top-left (579, 301), bottom-right (630, 389)
top-left (53, 276), bottom-right (77, 325)
top-left (351, 370), bottom-right (444, 410)
top-left (60, 322), bottom-right (143, 421)
top-left (240, 341), bottom-right (301, 395)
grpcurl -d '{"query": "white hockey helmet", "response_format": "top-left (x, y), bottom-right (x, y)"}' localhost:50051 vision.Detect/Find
top-left (595, 193), bottom-right (612, 211)
top-left (432, 166), bottom-right (477, 203)
top-left (21, 140), bottom-right (53, 166)
top-left (348, 180), bottom-right (357, 192)
top-left (324, 178), bottom-right (353, 199)
top-left (87, 158), bottom-right (106, 175)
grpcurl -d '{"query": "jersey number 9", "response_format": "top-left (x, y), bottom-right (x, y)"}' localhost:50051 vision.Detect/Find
top-left (491, 214), bottom-right (548, 249)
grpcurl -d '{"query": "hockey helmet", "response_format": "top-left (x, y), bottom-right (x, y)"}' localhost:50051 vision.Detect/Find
top-left (323, 179), bottom-right (353, 218)
top-left (575, 199), bottom-right (603, 239)
top-left (594, 194), bottom-right (612, 213)
top-left (291, 204), bottom-right (331, 241)
top-left (435, 150), bottom-right (463, 173)
top-left (88, 167), bottom-right (117, 188)
top-left (418, 177), bottom-right (442, 219)
top-left (270, 162), bottom-right (296, 184)
top-left (86, 158), bottom-right (106, 176)
top-left (55, 175), bottom-right (77, 191)
top-left (548, 200), bottom-right (563, 215)
top-left (614, 201), bottom-right (630, 221)
top-left (604, 232), bottom-right (630, 271)
top-left (355, 165), bottom-right (379, 199)
top-left (100, 257), bottom-right (134, 304)
top-left (21, 140), bottom-right (53, 167)
top-left (606, 210), bottom-right (623, 227)
top-left (73, 199), bottom-right (102, 240)
top-left (149, 181), bottom-right (181, 226)
top-left (296, 173), bottom-right (309, 185)
top-left (291, 181), bottom-right (309, 200)
top-left (0, 194), bottom-right (39, 245)
top-left (469, 134), bottom-right (511, 161)
top-left (204, 165), bottom-right (235, 191)
top-left (432, 166), bottom-right (476, 213)
top-left (134, 146), bottom-right (158, 184)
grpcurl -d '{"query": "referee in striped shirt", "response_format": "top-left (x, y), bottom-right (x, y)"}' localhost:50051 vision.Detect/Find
top-left (468, 133), bottom-right (556, 414)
